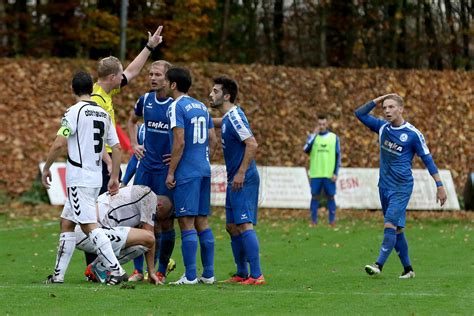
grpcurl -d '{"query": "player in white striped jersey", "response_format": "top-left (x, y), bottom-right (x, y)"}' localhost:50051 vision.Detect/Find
top-left (42, 71), bottom-right (127, 285)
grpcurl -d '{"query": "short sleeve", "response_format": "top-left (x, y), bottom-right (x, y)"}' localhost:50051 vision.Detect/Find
top-left (61, 106), bottom-right (77, 135)
top-left (106, 120), bottom-right (120, 148)
top-left (169, 102), bottom-right (185, 129)
top-left (229, 110), bottom-right (253, 142)
top-left (208, 112), bottom-right (214, 129)
top-left (134, 95), bottom-right (146, 117)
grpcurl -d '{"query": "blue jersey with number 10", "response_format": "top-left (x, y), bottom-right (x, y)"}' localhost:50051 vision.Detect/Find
top-left (168, 95), bottom-right (214, 181)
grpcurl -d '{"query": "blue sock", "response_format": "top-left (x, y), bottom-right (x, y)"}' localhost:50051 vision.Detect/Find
top-left (376, 228), bottom-right (397, 267)
top-left (231, 234), bottom-right (248, 277)
top-left (158, 229), bottom-right (175, 274)
top-left (153, 232), bottom-right (161, 268)
top-left (241, 229), bottom-right (262, 279)
top-left (181, 229), bottom-right (197, 281)
top-left (395, 232), bottom-right (411, 268)
top-left (310, 198), bottom-right (319, 223)
top-left (198, 228), bottom-right (215, 278)
top-left (327, 198), bottom-right (336, 224)
top-left (133, 255), bottom-right (144, 274)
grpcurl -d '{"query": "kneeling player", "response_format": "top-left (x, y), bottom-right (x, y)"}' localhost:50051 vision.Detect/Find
top-left (76, 226), bottom-right (156, 283)
top-left (82, 185), bottom-right (163, 284)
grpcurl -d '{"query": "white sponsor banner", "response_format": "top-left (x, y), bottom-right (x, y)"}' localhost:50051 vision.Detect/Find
top-left (39, 163), bottom-right (459, 210)
top-left (335, 168), bottom-right (460, 210)
top-left (40, 162), bottom-right (312, 209)
top-left (211, 165), bottom-right (311, 209)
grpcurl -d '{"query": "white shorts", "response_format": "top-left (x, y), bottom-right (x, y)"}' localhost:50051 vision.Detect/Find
top-left (75, 226), bottom-right (130, 255)
top-left (61, 187), bottom-right (100, 224)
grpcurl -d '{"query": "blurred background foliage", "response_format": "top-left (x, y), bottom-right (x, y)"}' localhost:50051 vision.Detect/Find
top-left (0, 0), bottom-right (472, 70)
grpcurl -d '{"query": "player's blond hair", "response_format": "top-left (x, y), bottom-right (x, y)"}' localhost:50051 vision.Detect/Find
top-left (383, 95), bottom-right (404, 107)
top-left (97, 56), bottom-right (122, 78)
top-left (151, 60), bottom-right (172, 71)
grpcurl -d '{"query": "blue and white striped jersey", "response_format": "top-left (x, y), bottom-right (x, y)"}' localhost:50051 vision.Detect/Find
top-left (356, 101), bottom-right (432, 192)
top-left (221, 106), bottom-right (258, 182)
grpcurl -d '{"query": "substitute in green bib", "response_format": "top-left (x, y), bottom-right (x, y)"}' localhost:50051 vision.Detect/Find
top-left (304, 114), bottom-right (341, 226)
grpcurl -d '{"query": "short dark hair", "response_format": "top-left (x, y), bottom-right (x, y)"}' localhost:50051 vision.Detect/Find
top-left (165, 67), bottom-right (192, 93)
top-left (213, 76), bottom-right (238, 103)
top-left (72, 71), bottom-right (93, 96)
top-left (317, 114), bottom-right (327, 120)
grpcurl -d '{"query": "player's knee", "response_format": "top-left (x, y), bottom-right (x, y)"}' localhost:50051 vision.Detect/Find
top-left (237, 222), bottom-right (253, 234)
top-left (384, 222), bottom-right (397, 229)
top-left (226, 224), bottom-right (239, 236)
top-left (142, 230), bottom-right (155, 248)
top-left (312, 195), bottom-right (320, 201)
top-left (327, 195), bottom-right (335, 201)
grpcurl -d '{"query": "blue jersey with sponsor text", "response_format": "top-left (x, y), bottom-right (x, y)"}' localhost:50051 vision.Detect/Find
top-left (168, 95), bottom-right (214, 181)
top-left (359, 113), bottom-right (431, 192)
top-left (221, 106), bottom-right (258, 182)
top-left (134, 92), bottom-right (173, 174)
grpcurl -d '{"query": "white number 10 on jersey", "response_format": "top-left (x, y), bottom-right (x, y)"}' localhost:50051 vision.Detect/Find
top-left (191, 116), bottom-right (207, 144)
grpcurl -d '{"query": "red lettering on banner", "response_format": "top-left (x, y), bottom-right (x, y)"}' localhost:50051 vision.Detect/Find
top-left (58, 167), bottom-right (67, 196)
top-left (211, 182), bottom-right (226, 193)
top-left (339, 177), bottom-right (359, 190)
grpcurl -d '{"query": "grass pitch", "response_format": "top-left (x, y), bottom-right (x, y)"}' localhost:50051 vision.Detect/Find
top-left (0, 211), bottom-right (473, 315)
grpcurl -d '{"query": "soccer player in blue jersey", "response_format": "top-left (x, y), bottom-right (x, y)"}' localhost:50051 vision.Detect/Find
top-left (126, 60), bottom-right (176, 284)
top-left (165, 67), bottom-right (217, 285)
top-left (355, 93), bottom-right (447, 278)
top-left (209, 76), bottom-right (265, 285)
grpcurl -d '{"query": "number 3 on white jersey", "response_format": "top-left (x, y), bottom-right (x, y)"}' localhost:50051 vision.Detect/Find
top-left (191, 116), bottom-right (207, 144)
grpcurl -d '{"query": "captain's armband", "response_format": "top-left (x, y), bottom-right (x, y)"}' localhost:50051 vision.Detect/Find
top-left (57, 126), bottom-right (72, 138)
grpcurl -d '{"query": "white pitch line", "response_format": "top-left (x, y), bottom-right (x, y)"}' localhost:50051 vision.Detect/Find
top-left (0, 285), bottom-right (472, 299)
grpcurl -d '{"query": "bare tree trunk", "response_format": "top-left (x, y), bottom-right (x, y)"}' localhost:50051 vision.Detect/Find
top-left (218, 0), bottom-right (230, 58)
top-left (0, 0), bottom-right (7, 53)
top-left (424, 1), bottom-right (443, 69)
top-left (273, 0), bottom-right (285, 65)
top-left (444, 0), bottom-right (458, 69)
top-left (261, 0), bottom-right (274, 63)
top-left (459, 0), bottom-right (471, 69)
top-left (292, 0), bottom-right (304, 65)
top-left (319, 1), bottom-right (327, 67)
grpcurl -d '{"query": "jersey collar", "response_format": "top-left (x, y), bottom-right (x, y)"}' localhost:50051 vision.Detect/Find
top-left (390, 122), bottom-right (408, 130)
top-left (223, 105), bottom-right (238, 119)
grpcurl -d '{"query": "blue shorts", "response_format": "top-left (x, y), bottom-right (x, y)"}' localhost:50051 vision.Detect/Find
top-left (225, 173), bottom-right (260, 225)
top-left (134, 166), bottom-right (173, 200)
top-left (174, 177), bottom-right (211, 217)
top-left (310, 178), bottom-right (336, 197)
top-left (379, 187), bottom-right (412, 228)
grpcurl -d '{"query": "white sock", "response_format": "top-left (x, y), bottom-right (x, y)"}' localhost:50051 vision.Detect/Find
top-left (89, 228), bottom-right (125, 276)
top-left (117, 245), bottom-right (149, 265)
top-left (52, 232), bottom-right (76, 282)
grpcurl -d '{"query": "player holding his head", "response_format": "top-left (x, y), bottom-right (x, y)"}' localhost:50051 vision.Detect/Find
top-left (42, 71), bottom-right (127, 285)
top-left (355, 93), bottom-right (447, 278)
top-left (209, 76), bottom-right (265, 285)
top-left (79, 185), bottom-right (161, 284)
top-left (126, 60), bottom-right (176, 284)
top-left (303, 114), bottom-right (341, 226)
top-left (165, 67), bottom-right (218, 285)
